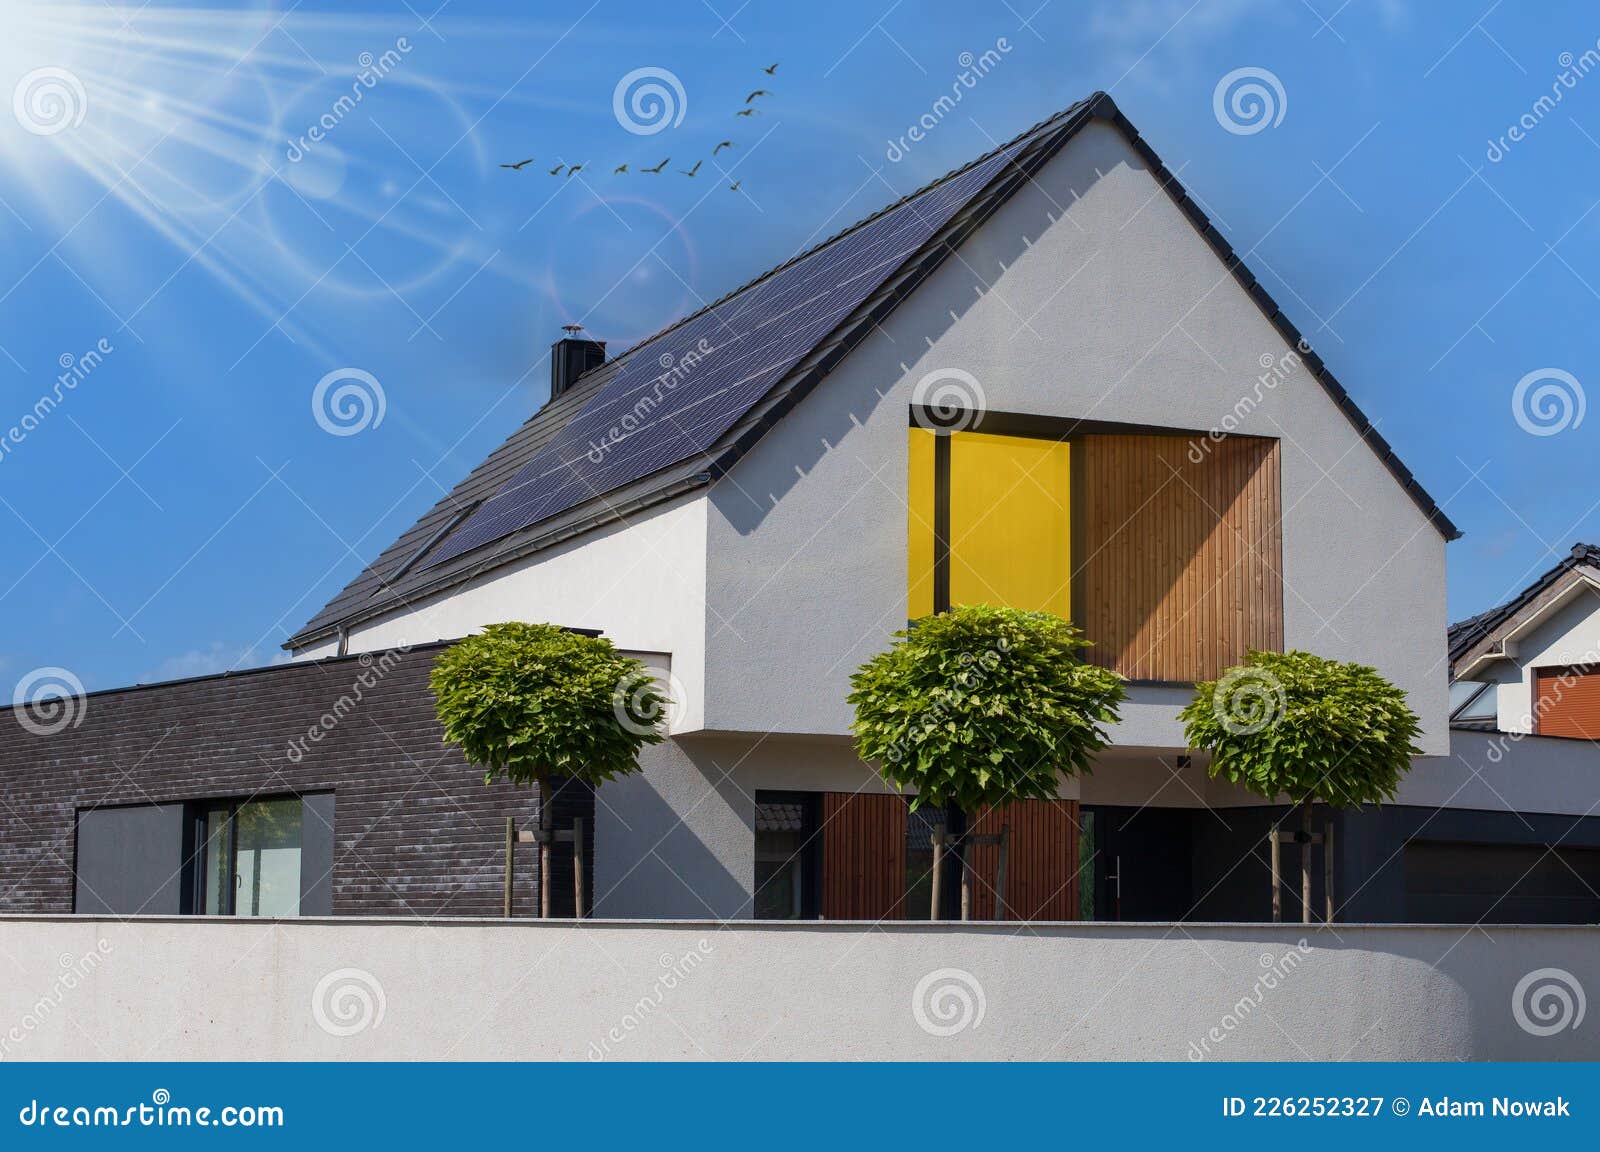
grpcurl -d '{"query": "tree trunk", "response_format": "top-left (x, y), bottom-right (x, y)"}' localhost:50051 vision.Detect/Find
top-left (1300, 797), bottom-right (1313, 925)
top-left (538, 771), bottom-right (552, 919)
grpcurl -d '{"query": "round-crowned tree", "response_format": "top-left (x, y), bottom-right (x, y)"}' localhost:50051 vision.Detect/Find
top-left (1179, 648), bottom-right (1422, 922)
top-left (848, 605), bottom-right (1126, 918)
top-left (430, 622), bottom-right (668, 916)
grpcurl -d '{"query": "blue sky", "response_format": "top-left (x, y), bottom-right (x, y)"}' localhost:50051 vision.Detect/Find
top-left (1, 0), bottom-right (1598, 692)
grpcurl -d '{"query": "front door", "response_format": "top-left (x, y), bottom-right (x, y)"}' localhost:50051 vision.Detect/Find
top-left (1081, 805), bottom-right (1194, 920)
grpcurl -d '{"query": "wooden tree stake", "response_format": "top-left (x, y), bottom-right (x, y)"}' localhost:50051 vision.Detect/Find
top-left (929, 825), bottom-right (946, 921)
top-left (1269, 824), bottom-right (1282, 923)
top-left (504, 816), bottom-right (514, 918)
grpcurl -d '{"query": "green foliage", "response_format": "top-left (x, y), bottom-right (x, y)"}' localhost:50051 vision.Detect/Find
top-left (430, 622), bottom-right (666, 787)
top-left (1180, 649), bottom-right (1421, 808)
top-left (848, 605), bottom-right (1126, 813)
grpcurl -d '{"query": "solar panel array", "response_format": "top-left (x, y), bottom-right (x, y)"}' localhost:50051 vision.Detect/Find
top-left (424, 132), bottom-right (1042, 569)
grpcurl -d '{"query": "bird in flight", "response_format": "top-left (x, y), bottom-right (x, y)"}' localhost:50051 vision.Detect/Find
top-left (548, 163), bottom-right (564, 175)
top-left (613, 163), bottom-right (629, 174)
top-left (762, 62), bottom-right (779, 75)
top-left (566, 164), bottom-right (584, 177)
top-left (712, 140), bottom-right (734, 155)
top-left (643, 157), bottom-right (670, 173)
top-left (735, 108), bottom-right (757, 117)
top-left (728, 180), bottom-right (742, 192)
top-left (679, 159), bottom-right (702, 177)
top-left (745, 89), bottom-right (771, 103)
top-left (562, 324), bottom-right (585, 334)
top-left (500, 158), bottom-right (535, 170)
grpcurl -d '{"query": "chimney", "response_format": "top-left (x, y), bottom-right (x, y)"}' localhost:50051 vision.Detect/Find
top-left (551, 326), bottom-right (605, 400)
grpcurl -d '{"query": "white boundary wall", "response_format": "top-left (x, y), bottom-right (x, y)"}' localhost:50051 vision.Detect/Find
top-left (0, 917), bottom-right (1593, 1061)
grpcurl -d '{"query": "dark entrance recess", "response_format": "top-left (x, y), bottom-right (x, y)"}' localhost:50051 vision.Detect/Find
top-left (1081, 805), bottom-right (1196, 921)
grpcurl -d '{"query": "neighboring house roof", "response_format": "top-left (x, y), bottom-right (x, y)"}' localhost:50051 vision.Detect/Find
top-left (287, 92), bottom-right (1459, 652)
top-left (1448, 542), bottom-right (1600, 677)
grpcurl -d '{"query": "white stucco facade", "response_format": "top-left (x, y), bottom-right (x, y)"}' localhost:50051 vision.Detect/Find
top-left (305, 495), bottom-right (709, 732)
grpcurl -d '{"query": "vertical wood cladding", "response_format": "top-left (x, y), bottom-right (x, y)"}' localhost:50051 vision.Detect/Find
top-left (1535, 665), bottom-right (1600, 739)
top-left (820, 793), bottom-right (1080, 921)
top-left (965, 798), bottom-right (1081, 921)
top-left (0, 642), bottom-right (591, 918)
top-left (820, 793), bottom-right (907, 920)
top-left (1078, 434), bottom-right (1283, 681)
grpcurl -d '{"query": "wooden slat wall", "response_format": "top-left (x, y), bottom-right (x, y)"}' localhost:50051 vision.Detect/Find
top-left (966, 800), bottom-right (1080, 921)
top-left (1535, 666), bottom-right (1600, 739)
top-left (1078, 434), bottom-right (1283, 682)
top-left (820, 793), bottom-right (908, 921)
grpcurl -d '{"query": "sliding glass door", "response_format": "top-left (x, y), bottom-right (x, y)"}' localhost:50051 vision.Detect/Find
top-left (199, 797), bottom-right (304, 917)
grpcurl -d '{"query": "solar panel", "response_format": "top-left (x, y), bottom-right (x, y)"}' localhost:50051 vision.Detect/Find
top-left (424, 130), bottom-right (1046, 569)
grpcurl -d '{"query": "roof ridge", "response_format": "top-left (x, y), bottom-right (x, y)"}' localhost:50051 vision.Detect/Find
top-left (566, 94), bottom-right (1103, 389)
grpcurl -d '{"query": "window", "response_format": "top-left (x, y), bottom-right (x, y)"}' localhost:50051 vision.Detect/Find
top-left (1449, 680), bottom-right (1497, 722)
top-left (195, 797), bottom-right (305, 917)
top-left (754, 792), bottom-right (818, 919)
top-left (908, 428), bottom-right (1071, 619)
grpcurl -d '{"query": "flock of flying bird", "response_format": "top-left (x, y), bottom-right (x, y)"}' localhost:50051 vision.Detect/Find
top-left (499, 62), bottom-right (777, 192)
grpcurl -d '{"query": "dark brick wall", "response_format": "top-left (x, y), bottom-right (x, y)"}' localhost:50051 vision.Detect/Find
top-left (0, 642), bottom-right (592, 918)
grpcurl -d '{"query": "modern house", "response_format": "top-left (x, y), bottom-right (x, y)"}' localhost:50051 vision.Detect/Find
top-left (9, 94), bottom-right (1599, 925)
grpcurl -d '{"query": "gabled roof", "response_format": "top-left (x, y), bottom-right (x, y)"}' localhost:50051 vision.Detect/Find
top-left (287, 92), bottom-right (1458, 651)
top-left (1449, 543), bottom-right (1600, 676)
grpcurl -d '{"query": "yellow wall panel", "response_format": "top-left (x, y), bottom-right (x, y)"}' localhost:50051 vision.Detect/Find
top-left (906, 428), bottom-right (937, 620)
top-left (948, 432), bottom-right (1071, 617)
